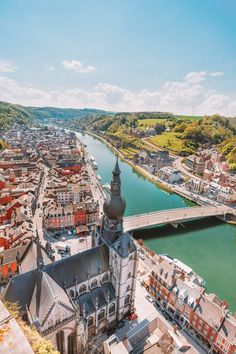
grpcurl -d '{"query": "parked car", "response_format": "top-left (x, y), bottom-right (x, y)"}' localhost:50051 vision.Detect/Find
top-left (139, 253), bottom-right (145, 260)
top-left (145, 295), bottom-right (153, 303)
top-left (153, 301), bottom-right (160, 310)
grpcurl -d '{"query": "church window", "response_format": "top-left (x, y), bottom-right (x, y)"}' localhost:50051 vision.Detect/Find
top-left (56, 331), bottom-right (65, 354)
top-left (128, 272), bottom-right (131, 278)
top-left (88, 316), bottom-right (93, 327)
top-left (102, 273), bottom-right (109, 283)
top-left (79, 284), bottom-right (86, 294)
top-left (109, 303), bottom-right (116, 315)
top-left (69, 289), bottom-right (75, 298)
top-left (126, 285), bottom-right (130, 292)
top-left (67, 332), bottom-right (76, 354)
top-left (91, 279), bottom-right (98, 289)
top-left (124, 294), bottom-right (130, 306)
top-left (98, 309), bottom-right (105, 322)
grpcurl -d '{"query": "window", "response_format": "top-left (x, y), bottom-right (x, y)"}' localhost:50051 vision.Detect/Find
top-left (79, 284), bottom-right (86, 294)
top-left (109, 303), bottom-right (116, 315)
top-left (128, 272), bottom-right (131, 278)
top-left (91, 279), bottom-right (98, 289)
top-left (126, 285), bottom-right (130, 292)
top-left (69, 290), bottom-right (75, 298)
top-left (98, 309), bottom-right (105, 322)
top-left (67, 333), bottom-right (76, 354)
top-left (88, 316), bottom-right (93, 327)
top-left (56, 331), bottom-right (65, 354)
top-left (124, 294), bottom-right (130, 306)
top-left (102, 273), bottom-right (109, 283)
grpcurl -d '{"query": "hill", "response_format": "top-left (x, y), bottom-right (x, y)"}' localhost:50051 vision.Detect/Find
top-left (76, 112), bottom-right (236, 169)
top-left (0, 101), bottom-right (33, 132)
top-left (0, 101), bottom-right (109, 132)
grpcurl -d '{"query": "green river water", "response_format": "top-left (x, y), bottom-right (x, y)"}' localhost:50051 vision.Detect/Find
top-left (76, 132), bottom-right (236, 311)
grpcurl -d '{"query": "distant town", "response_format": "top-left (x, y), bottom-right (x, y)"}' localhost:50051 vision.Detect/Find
top-left (0, 124), bottom-right (235, 354)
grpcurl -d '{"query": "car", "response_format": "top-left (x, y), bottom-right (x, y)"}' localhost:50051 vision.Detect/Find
top-left (145, 295), bottom-right (153, 303)
top-left (139, 253), bottom-right (145, 260)
top-left (153, 301), bottom-right (160, 310)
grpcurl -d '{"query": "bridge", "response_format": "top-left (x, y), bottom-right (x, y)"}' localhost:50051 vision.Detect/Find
top-left (123, 205), bottom-right (235, 232)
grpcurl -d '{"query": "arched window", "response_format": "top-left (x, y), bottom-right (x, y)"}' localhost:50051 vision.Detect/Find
top-left (109, 303), bottom-right (116, 315)
top-left (56, 331), bottom-right (65, 354)
top-left (91, 279), bottom-right (98, 289)
top-left (98, 309), bottom-right (105, 322)
top-left (67, 333), bottom-right (76, 354)
top-left (88, 316), bottom-right (93, 327)
top-left (102, 273), bottom-right (109, 283)
top-left (69, 289), bottom-right (75, 298)
top-left (128, 272), bottom-right (131, 278)
top-left (126, 285), bottom-right (130, 292)
top-left (79, 284), bottom-right (86, 294)
top-left (124, 294), bottom-right (130, 306)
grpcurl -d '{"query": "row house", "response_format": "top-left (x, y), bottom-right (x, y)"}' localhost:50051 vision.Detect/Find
top-left (148, 257), bottom-right (236, 354)
top-left (43, 201), bottom-right (99, 231)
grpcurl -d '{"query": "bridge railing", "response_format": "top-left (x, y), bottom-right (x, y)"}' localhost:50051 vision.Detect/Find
top-left (123, 206), bottom-right (225, 220)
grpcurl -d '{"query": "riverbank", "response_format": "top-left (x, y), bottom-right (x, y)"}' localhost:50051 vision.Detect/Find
top-left (83, 130), bottom-right (181, 196)
top-left (75, 130), bottom-right (236, 311)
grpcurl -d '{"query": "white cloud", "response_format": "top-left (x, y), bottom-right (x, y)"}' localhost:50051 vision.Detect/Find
top-left (209, 71), bottom-right (224, 77)
top-left (62, 60), bottom-right (96, 73)
top-left (0, 60), bottom-right (17, 73)
top-left (184, 71), bottom-right (207, 84)
top-left (0, 71), bottom-right (235, 116)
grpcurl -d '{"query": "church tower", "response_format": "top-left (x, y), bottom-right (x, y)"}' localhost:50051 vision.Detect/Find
top-left (102, 158), bottom-right (138, 320)
top-left (102, 157), bottom-right (126, 243)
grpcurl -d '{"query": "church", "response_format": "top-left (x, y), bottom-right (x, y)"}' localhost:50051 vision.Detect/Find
top-left (3, 159), bottom-right (138, 354)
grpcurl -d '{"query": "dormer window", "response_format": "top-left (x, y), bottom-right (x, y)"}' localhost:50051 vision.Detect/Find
top-left (91, 279), bottom-right (98, 289)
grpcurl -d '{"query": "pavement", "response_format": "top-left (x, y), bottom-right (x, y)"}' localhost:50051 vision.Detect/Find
top-left (33, 164), bottom-right (49, 246)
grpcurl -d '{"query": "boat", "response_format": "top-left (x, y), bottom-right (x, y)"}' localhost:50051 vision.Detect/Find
top-left (92, 161), bottom-right (98, 169)
top-left (97, 175), bottom-right (102, 181)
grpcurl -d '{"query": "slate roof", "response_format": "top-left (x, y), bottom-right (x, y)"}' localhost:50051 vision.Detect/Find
top-left (29, 271), bottom-right (75, 326)
top-left (45, 243), bottom-right (109, 288)
top-left (112, 233), bottom-right (136, 258)
top-left (3, 244), bottom-right (110, 310)
top-left (77, 282), bottom-right (116, 316)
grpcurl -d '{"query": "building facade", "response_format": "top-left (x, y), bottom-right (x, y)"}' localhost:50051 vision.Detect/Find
top-left (4, 159), bottom-right (138, 354)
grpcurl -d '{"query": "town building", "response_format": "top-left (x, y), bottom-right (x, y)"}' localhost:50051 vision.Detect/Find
top-left (3, 159), bottom-right (138, 354)
top-left (147, 255), bottom-right (236, 354)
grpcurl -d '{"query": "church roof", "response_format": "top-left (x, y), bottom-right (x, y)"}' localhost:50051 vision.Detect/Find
top-left (3, 244), bottom-right (109, 310)
top-left (77, 282), bottom-right (116, 316)
top-left (45, 243), bottom-right (109, 288)
top-left (29, 271), bottom-right (75, 327)
top-left (112, 233), bottom-right (136, 258)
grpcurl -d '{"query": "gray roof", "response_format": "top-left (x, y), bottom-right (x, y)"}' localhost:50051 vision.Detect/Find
top-left (77, 282), bottom-right (116, 316)
top-left (45, 244), bottom-right (109, 288)
top-left (112, 233), bottom-right (136, 258)
top-left (3, 244), bottom-right (109, 310)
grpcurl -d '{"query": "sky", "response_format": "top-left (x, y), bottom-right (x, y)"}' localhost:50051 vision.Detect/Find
top-left (0, 0), bottom-right (236, 115)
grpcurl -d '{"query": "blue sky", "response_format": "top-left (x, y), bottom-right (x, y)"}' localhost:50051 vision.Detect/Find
top-left (0, 0), bottom-right (236, 115)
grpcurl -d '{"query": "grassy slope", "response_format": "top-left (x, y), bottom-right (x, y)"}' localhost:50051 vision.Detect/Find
top-left (149, 132), bottom-right (185, 153)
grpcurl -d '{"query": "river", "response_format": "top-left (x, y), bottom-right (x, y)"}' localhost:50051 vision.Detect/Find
top-left (76, 131), bottom-right (236, 311)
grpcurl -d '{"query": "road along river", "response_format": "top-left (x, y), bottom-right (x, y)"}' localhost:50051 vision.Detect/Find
top-left (76, 131), bottom-right (236, 311)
